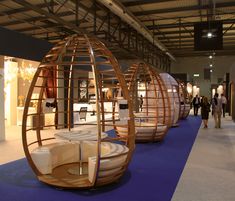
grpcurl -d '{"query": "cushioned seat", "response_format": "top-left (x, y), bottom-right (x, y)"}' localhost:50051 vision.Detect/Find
top-left (31, 140), bottom-right (128, 184)
top-left (82, 141), bottom-right (128, 183)
top-left (117, 122), bottom-right (167, 142)
top-left (31, 141), bottom-right (80, 174)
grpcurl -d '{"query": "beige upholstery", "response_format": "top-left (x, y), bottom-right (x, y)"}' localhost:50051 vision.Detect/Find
top-left (31, 141), bottom-right (80, 174)
top-left (117, 122), bottom-right (167, 140)
top-left (82, 141), bottom-right (128, 183)
top-left (137, 124), bottom-right (167, 135)
top-left (31, 140), bottom-right (128, 184)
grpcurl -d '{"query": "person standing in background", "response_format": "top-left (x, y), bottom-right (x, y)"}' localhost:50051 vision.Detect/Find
top-left (192, 95), bottom-right (200, 116)
top-left (221, 94), bottom-right (227, 117)
top-left (139, 95), bottom-right (143, 112)
top-left (200, 96), bottom-right (210, 128)
top-left (212, 93), bottom-right (222, 128)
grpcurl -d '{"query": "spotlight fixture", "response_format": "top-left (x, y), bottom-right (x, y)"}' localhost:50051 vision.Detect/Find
top-left (209, 55), bottom-right (213, 59)
top-left (210, 64), bottom-right (213, 67)
top-left (210, 69), bottom-right (213, 73)
top-left (207, 32), bottom-right (213, 38)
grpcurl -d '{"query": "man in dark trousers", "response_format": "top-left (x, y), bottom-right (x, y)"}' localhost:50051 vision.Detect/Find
top-left (192, 95), bottom-right (200, 116)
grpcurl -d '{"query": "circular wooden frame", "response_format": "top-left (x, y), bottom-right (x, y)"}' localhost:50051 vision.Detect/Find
top-left (178, 81), bottom-right (191, 119)
top-left (159, 73), bottom-right (180, 127)
top-left (22, 34), bottom-right (135, 189)
top-left (121, 63), bottom-right (171, 142)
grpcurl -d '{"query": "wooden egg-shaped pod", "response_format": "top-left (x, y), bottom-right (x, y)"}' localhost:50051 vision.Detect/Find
top-left (178, 81), bottom-right (191, 119)
top-left (22, 34), bottom-right (135, 189)
top-left (159, 73), bottom-right (180, 127)
top-left (118, 63), bottom-right (171, 142)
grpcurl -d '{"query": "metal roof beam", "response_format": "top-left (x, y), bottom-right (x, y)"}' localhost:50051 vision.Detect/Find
top-left (133, 2), bottom-right (235, 16)
top-left (97, 0), bottom-right (175, 60)
top-left (11, 0), bottom-right (86, 34)
top-left (154, 26), bottom-right (235, 36)
top-left (140, 11), bottom-right (235, 22)
top-left (147, 19), bottom-right (235, 30)
top-left (13, 18), bottom-right (87, 33)
top-left (158, 35), bottom-right (192, 40)
top-left (0, 1), bottom-right (58, 16)
top-left (154, 29), bottom-right (193, 36)
top-left (0, 11), bottom-right (75, 26)
top-left (123, 0), bottom-right (175, 7)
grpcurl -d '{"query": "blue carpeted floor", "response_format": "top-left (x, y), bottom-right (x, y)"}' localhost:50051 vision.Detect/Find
top-left (0, 116), bottom-right (201, 201)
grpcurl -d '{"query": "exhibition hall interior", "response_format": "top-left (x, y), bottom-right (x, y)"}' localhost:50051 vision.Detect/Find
top-left (0, 0), bottom-right (235, 200)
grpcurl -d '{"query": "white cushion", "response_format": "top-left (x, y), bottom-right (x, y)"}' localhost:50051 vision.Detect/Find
top-left (31, 141), bottom-right (80, 174)
top-left (88, 142), bottom-right (129, 183)
top-left (31, 138), bottom-right (129, 185)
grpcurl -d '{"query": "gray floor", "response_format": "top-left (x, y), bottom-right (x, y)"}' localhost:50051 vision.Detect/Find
top-left (172, 115), bottom-right (235, 201)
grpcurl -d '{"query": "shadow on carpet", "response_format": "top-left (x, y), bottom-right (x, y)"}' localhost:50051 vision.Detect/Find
top-left (0, 116), bottom-right (201, 201)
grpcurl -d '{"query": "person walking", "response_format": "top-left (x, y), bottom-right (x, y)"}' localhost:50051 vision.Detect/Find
top-left (212, 93), bottom-right (222, 128)
top-left (221, 94), bottom-right (227, 117)
top-left (192, 95), bottom-right (200, 116)
top-left (201, 96), bottom-right (210, 128)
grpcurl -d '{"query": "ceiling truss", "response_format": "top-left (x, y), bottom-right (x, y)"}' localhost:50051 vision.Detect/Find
top-left (0, 0), bottom-right (235, 62)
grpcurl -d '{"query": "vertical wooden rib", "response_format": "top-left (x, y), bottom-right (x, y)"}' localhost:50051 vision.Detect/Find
top-left (85, 35), bottom-right (101, 186)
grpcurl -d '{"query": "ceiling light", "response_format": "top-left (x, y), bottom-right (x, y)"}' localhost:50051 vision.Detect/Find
top-left (193, 74), bottom-right (200, 77)
top-left (210, 64), bottom-right (213, 67)
top-left (210, 69), bottom-right (213, 73)
top-left (209, 55), bottom-right (213, 59)
top-left (207, 32), bottom-right (213, 38)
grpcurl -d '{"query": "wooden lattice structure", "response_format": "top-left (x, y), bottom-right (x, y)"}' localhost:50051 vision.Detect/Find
top-left (22, 34), bottom-right (135, 189)
top-left (159, 73), bottom-right (180, 127)
top-left (178, 80), bottom-right (191, 119)
top-left (116, 63), bottom-right (171, 142)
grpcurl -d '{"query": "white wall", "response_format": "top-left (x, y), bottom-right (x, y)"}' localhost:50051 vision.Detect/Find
top-left (0, 56), bottom-right (5, 141)
top-left (230, 62), bottom-right (235, 83)
top-left (171, 56), bottom-right (235, 97)
top-left (4, 60), bottom-right (18, 126)
top-left (229, 62), bottom-right (235, 120)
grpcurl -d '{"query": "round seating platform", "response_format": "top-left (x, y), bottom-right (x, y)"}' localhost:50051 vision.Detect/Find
top-left (31, 140), bottom-right (129, 188)
top-left (117, 122), bottom-right (168, 142)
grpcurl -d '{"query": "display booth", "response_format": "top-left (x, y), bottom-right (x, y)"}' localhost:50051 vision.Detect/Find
top-left (178, 81), bottom-right (191, 119)
top-left (22, 34), bottom-right (135, 189)
top-left (192, 85), bottom-right (200, 97)
top-left (160, 73), bottom-right (180, 127)
top-left (116, 63), bottom-right (171, 142)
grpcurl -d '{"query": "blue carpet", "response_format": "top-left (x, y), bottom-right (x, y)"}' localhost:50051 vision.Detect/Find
top-left (0, 116), bottom-right (201, 201)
